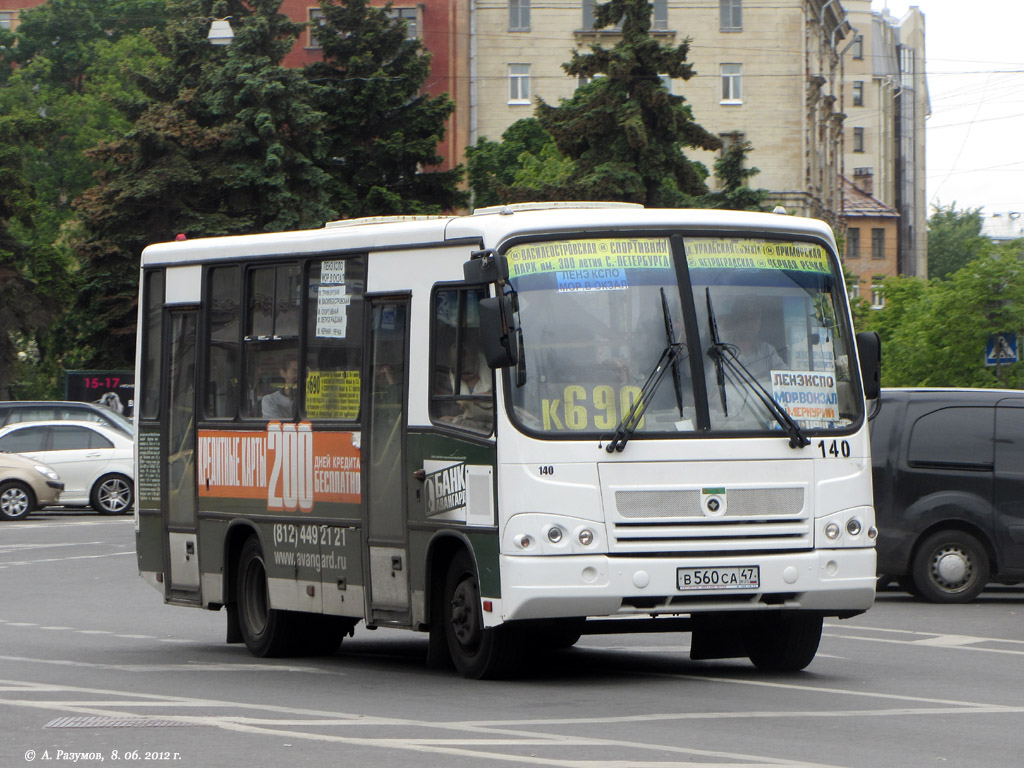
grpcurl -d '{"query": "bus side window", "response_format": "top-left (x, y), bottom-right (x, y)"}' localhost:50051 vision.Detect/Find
top-left (430, 287), bottom-right (493, 434)
top-left (304, 257), bottom-right (365, 421)
top-left (242, 264), bottom-right (300, 420)
top-left (204, 265), bottom-right (240, 419)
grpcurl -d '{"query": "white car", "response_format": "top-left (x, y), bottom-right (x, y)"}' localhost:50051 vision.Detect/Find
top-left (0, 420), bottom-right (134, 515)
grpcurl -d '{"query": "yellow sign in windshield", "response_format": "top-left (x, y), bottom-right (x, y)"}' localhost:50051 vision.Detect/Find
top-left (685, 239), bottom-right (831, 274)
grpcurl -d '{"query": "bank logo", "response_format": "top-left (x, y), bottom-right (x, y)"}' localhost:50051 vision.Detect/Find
top-left (425, 462), bottom-right (467, 516)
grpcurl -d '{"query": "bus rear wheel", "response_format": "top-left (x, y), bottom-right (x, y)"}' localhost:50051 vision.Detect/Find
top-left (745, 613), bottom-right (822, 671)
top-left (443, 550), bottom-right (520, 679)
top-left (236, 536), bottom-right (301, 657)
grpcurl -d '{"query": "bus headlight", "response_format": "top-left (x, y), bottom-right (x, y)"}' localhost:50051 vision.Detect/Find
top-left (503, 514), bottom-right (606, 555)
top-left (816, 507), bottom-right (875, 548)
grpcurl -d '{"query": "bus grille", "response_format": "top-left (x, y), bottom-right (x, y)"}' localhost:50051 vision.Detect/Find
top-left (611, 487), bottom-right (810, 552)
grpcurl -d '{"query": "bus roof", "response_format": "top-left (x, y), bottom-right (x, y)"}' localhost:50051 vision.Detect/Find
top-left (140, 204), bottom-right (837, 267)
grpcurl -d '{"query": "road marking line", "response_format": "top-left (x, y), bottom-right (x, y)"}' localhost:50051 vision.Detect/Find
top-left (825, 632), bottom-right (1024, 656)
top-left (824, 622), bottom-right (1024, 646)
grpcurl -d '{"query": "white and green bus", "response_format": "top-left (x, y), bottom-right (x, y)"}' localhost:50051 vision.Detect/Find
top-left (135, 202), bottom-right (881, 678)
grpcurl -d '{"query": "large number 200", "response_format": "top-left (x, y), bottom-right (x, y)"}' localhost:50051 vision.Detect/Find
top-left (267, 422), bottom-right (314, 512)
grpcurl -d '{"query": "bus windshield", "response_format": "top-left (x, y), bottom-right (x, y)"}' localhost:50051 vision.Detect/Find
top-left (504, 235), bottom-right (859, 438)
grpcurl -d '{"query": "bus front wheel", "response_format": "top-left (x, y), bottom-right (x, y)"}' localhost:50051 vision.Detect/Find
top-left (443, 550), bottom-right (520, 679)
top-left (236, 536), bottom-right (299, 657)
top-left (745, 613), bottom-right (822, 671)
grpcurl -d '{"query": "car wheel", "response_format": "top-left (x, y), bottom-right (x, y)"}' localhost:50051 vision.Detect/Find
top-left (91, 474), bottom-right (134, 515)
top-left (911, 530), bottom-right (990, 603)
top-left (0, 480), bottom-right (35, 521)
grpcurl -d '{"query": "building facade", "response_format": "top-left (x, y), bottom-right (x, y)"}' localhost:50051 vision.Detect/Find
top-left (470, 0), bottom-right (852, 225)
top-left (841, 175), bottom-right (899, 308)
top-left (841, 0), bottom-right (928, 281)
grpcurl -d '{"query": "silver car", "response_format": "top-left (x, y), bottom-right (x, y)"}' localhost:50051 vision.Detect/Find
top-left (0, 451), bottom-right (63, 521)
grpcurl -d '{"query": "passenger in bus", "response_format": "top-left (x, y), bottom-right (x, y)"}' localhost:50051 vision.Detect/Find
top-left (261, 357), bottom-right (299, 420)
top-left (720, 300), bottom-right (785, 380)
top-left (449, 330), bottom-right (493, 430)
top-left (709, 298), bottom-right (786, 429)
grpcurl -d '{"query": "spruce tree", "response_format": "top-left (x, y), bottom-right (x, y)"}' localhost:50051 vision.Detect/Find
top-left (534, 0), bottom-right (721, 206)
top-left (304, 0), bottom-right (466, 217)
top-left (70, 0), bottom-right (334, 367)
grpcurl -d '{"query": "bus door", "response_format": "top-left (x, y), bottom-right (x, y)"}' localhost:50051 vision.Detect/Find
top-left (364, 297), bottom-right (411, 624)
top-left (164, 308), bottom-right (201, 600)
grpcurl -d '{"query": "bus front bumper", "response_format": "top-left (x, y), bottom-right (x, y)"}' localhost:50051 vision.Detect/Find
top-left (492, 548), bottom-right (876, 624)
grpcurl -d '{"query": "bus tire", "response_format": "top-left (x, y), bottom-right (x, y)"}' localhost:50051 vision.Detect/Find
top-left (746, 613), bottom-right (822, 672)
top-left (236, 536), bottom-right (299, 657)
top-left (911, 529), bottom-right (989, 603)
top-left (529, 618), bottom-right (585, 650)
top-left (443, 550), bottom-right (520, 679)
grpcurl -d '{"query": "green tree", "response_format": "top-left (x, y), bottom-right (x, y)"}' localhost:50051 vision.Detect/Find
top-left (6, 0), bottom-right (167, 92)
top-left (530, 0), bottom-right (721, 206)
top-left (466, 119), bottom-right (567, 208)
top-left (304, 0), bottom-right (466, 216)
top-left (866, 253), bottom-right (1024, 388)
top-left (0, 112), bottom-right (64, 399)
top-left (927, 203), bottom-right (990, 280)
top-left (699, 131), bottom-right (769, 212)
top-left (69, 0), bottom-right (334, 368)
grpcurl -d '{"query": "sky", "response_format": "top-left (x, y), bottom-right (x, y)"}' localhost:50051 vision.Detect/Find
top-left (872, 1), bottom-right (1024, 217)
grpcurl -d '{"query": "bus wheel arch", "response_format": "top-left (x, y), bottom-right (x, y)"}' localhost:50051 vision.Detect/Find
top-left (425, 533), bottom-right (472, 670)
top-left (441, 548), bottom-right (522, 679)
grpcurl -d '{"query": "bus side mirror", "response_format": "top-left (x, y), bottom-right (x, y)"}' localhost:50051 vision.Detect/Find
top-left (856, 331), bottom-right (881, 400)
top-left (463, 250), bottom-right (509, 285)
top-left (479, 296), bottom-right (518, 368)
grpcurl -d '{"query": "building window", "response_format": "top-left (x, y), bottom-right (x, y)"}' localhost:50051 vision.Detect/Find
top-left (0, 11), bottom-right (15, 30)
top-left (871, 228), bottom-right (885, 260)
top-left (720, 64), bottom-right (742, 103)
top-left (849, 281), bottom-right (861, 301)
top-left (853, 127), bottom-right (865, 153)
top-left (652, 0), bottom-right (668, 30)
top-left (720, 0), bottom-right (742, 31)
top-left (308, 8), bottom-right (325, 48)
top-left (509, 0), bottom-right (530, 31)
top-left (509, 64), bottom-right (531, 104)
top-left (582, 0), bottom-right (664, 30)
top-left (846, 227), bottom-right (860, 259)
top-left (389, 7), bottom-right (420, 39)
top-left (871, 278), bottom-right (884, 309)
top-left (852, 35), bottom-right (864, 60)
top-left (853, 81), bottom-right (864, 107)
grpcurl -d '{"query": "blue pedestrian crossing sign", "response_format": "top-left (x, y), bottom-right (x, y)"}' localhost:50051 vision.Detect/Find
top-left (986, 333), bottom-right (1018, 366)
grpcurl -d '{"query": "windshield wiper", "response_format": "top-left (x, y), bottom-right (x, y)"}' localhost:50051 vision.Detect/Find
top-left (605, 341), bottom-right (686, 453)
top-left (705, 289), bottom-right (729, 416)
top-left (661, 287), bottom-right (685, 417)
top-left (707, 345), bottom-right (811, 449)
top-left (705, 290), bottom-right (809, 449)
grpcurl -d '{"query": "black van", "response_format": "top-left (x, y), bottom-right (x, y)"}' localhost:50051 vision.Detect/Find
top-left (870, 388), bottom-right (1024, 602)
